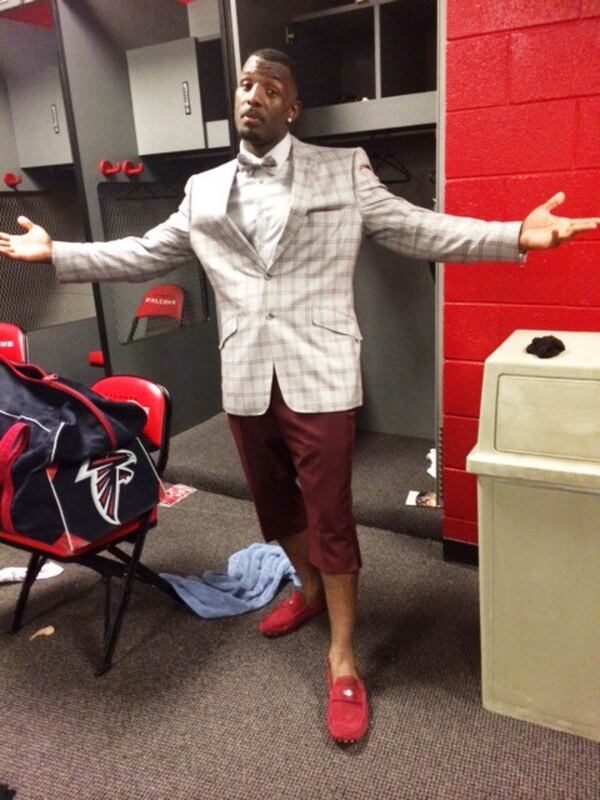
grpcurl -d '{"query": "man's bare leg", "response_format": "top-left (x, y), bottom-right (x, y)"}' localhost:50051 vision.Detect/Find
top-left (276, 532), bottom-right (359, 683)
top-left (278, 528), bottom-right (324, 604)
top-left (321, 572), bottom-right (359, 681)
top-left (278, 532), bottom-right (358, 679)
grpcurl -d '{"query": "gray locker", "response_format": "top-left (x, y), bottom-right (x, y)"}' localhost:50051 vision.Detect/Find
top-left (127, 37), bottom-right (210, 155)
top-left (7, 65), bottom-right (73, 168)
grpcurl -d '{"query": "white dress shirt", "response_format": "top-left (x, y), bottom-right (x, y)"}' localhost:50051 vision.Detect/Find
top-left (227, 133), bottom-right (293, 268)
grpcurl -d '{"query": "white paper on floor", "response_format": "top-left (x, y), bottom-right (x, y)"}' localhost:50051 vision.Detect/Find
top-left (29, 625), bottom-right (55, 641)
top-left (405, 490), bottom-right (437, 508)
top-left (426, 447), bottom-right (436, 479)
top-left (0, 561), bottom-right (64, 584)
top-left (159, 483), bottom-right (197, 507)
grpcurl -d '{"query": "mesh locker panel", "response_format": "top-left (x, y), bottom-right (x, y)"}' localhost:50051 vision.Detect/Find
top-left (98, 182), bottom-right (208, 344)
top-left (0, 189), bottom-right (93, 330)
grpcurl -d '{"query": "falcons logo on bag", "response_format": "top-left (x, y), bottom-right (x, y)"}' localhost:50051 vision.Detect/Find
top-left (75, 449), bottom-right (137, 525)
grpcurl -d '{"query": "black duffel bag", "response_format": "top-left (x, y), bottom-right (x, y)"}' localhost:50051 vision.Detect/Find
top-left (0, 358), bottom-right (161, 548)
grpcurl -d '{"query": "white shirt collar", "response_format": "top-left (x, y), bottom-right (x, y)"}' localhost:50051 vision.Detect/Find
top-left (239, 133), bottom-right (292, 167)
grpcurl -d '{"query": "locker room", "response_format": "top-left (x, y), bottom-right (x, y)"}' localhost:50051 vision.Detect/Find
top-left (0, 1), bottom-right (598, 798)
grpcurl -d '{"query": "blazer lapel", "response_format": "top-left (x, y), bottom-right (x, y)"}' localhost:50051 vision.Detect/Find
top-left (203, 158), bottom-right (268, 272)
top-left (270, 137), bottom-right (314, 269)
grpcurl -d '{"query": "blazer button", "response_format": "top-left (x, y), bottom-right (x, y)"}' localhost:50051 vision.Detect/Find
top-left (265, 312), bottom-right (275, 320)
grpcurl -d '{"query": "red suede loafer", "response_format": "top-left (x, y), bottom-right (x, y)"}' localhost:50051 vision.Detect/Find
top-left (258, 591), bottom-right (326, 637)
top-left (326, 662), bottom-right (369, 744)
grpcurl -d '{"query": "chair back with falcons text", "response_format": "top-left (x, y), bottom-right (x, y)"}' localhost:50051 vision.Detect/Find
top-left (127, 283), bottom-right (186, 342)
top-left (88, 284), bottom-right (186, 367)
top-left (0, 322), bottom-right (29, 363)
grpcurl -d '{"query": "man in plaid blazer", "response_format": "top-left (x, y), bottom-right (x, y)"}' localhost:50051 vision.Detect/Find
top-left (1, 49), bottom-right (598, 744)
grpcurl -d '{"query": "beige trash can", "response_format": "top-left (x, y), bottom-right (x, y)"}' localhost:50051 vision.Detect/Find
top-left (467, 330), bottom-right (600, 742)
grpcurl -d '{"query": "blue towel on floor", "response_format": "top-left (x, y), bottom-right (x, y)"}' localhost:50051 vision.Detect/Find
top-left (160, 543), bottom-right (300, 618)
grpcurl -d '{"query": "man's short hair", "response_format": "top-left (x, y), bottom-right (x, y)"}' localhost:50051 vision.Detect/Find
top-left (248, 48), bottom-right (300, 97)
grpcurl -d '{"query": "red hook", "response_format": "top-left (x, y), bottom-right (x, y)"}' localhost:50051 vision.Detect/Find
top-left (98, 159), bottom-right (121, 176)
top-left (3, 173), bottom-right (22, 189)
top-left (122, 160), bottom-right (144, 177)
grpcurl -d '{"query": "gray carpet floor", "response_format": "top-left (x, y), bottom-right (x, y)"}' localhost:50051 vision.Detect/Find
top-left (164, 413), bottom-right (441, 540)
top-left (0, 490), bottom-right (597, 800)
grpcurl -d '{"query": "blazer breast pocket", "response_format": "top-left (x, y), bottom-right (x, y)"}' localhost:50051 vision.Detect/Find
top-left (306, 203), bottom-right (351, 219)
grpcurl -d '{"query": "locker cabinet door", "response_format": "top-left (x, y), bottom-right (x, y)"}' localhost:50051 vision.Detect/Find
top-left (8, 65), bottom-right (73, 168)
top-left (127, 37), bottom-right (207, 155)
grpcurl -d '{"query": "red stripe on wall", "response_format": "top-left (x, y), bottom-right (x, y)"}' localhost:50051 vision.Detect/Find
top-left (446, 34), bottom-right (509, 111)
top-left (443, 415), bottom-right (479, 470)
top-left (442, 516), bottom-right (479, 546)
top-left (582, 0), bottom-right (600, 17)
top-left (443, 468), bottom-right (478, 523)
top-left (444, 304), bottom-right (600, 362)
top-left (2, 1), bottom-right (53, 28)
top-left (444, 242), bottom-right (600, 307)
top-left (443, 361), bottom-right (484, 418)
top-left (445, 171), bottom-right (600, 226)
top-left (446, 101), bottom-right (577, 179)
top-left (510, 19), bottom-right (600, 101)
top-left (444, 1), bottom-right (600, 546)
top-left (577, 97), bottom-right (600, 168)
top-left (447, 0), bottom-right (580, 39)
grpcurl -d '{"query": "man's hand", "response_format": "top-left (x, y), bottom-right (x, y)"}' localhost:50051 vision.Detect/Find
top-left (0, 216), bottom-right (53, 262)
top-left (519, 193), bottom-right (600, 251)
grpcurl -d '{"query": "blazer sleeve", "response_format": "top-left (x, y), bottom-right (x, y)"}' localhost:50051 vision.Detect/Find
top-left (353, 148), bottom-right (524, 264)
top-left (52, 177), bottom-right (195, 283)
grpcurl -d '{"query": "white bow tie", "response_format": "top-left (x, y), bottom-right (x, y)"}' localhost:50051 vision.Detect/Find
top-left (237, 152), bottom-right (277, 174)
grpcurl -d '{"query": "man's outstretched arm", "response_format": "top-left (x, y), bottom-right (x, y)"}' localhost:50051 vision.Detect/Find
top-left (0, 177), bottom-right (195, 283)
top-left (518, 191), bottom-right (599, 251)
top-left (0, 216), bottom-right (52, 262)
top-left (353, 149), bottom-right (599, 262)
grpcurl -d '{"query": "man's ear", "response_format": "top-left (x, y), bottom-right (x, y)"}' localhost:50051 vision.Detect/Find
top-left (287, 100), bottom-right (302, 124)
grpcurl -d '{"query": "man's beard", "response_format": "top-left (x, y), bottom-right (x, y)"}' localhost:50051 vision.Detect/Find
top-left (239, 128), bottom-right (262, 144)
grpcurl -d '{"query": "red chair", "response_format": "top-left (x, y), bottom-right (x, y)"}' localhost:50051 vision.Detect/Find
top-left (1, 375), bottom-right (177, 675)
top-left (0, 322), bottom-right (29, 363)
top-left (127, 283), bottom-right (186, 341)
top-left (89, 284), bottom-right (186, 368)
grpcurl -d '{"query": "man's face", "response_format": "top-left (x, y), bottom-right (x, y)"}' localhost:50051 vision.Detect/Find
top-left (234, 55), bottom-right (301, 156)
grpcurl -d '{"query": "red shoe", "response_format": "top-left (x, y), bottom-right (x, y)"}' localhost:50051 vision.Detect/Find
top-left (258, 591), bottom-right (326, 637)
top-left (326, 661), bottom-right (369, 744)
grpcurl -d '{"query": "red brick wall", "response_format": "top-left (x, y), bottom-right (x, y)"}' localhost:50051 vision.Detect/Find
top-left (443, 0), bottom-right (600, 545)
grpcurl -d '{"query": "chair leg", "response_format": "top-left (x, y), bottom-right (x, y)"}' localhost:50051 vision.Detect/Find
top-left (102, 574), bottom-right (112, 643)
top-left (0, 782), bottom-right (17, 800)
top-left (11, 553), bottom-right (46, 633)
top-left (96, 523), bottom-right (150, 677)
top-left (130, 560), bottom-right (180, 602)
top-left (107, 545), bottom-right (180, 602)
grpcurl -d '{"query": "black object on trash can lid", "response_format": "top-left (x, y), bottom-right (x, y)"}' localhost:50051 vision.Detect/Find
top-left (525, 335), bottom-right (566, 359)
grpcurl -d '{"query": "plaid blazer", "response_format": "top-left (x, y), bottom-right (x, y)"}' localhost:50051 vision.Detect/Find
top-left (53, 137), bottom-right (522, 415)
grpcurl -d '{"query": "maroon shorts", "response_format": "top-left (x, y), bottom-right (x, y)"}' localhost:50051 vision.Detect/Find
top-left (227, 376), bottom-right (361, 574)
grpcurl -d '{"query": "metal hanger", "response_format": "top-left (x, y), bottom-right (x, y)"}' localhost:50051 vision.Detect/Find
top-left (369, 133), bottom-right (411, 185)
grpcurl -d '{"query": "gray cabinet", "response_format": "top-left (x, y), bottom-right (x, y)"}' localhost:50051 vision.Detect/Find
top-left (0, 14), bottom-right (73, 169)
top-left (7, 65), bottom-right (73, 168)
top-left (127, 36), bottom-right (229, 155)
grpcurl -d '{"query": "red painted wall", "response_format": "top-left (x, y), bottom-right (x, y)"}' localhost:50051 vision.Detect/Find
top-left (3, 1), bottom-right (53, 28)
top-left (443, 0), bottom-right (600, 545)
